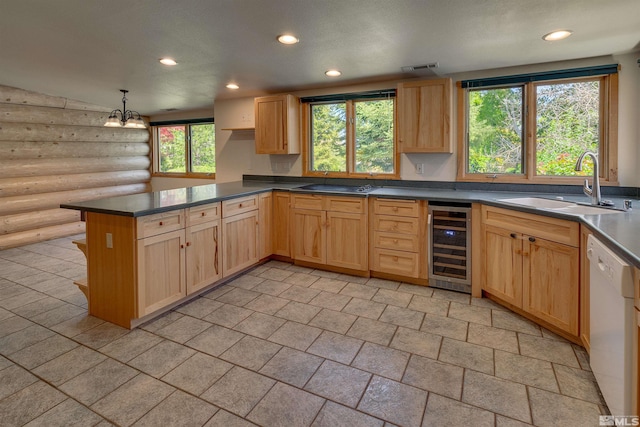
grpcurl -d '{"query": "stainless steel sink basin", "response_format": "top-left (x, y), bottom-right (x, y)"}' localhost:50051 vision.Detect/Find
top-left (298, 184), bottom-right (376, 194)
top-left (498, 197), bottom-right (624, 215)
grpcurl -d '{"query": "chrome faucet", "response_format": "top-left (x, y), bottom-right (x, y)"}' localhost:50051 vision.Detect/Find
top-left (575, 151), bottom-right (601, 206)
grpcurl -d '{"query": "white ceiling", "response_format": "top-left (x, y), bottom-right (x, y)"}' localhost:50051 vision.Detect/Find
top-left (1, 0), bottom-right (638, 115)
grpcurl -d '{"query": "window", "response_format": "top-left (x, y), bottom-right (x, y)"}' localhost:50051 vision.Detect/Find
top-left (152, 121), bottom-right (215, 177)
top-left (303, 91), bottom-right (397, 177)
top-left (458, 65), bottom-right (618, 183)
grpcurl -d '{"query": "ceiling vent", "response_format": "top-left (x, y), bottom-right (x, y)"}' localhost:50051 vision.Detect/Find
top-left (401, 62), bottom-right (439, 73)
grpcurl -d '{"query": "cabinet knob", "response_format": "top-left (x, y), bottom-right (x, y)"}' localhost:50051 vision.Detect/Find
top-left (510, 233), bottom-right (517, 238)
top-left (201, 212), bottom-right (206, 217)
top-left (393, 256), bottom-right (399, 261)
top-left (239, 203), bottom-right (243, 208)
top-left (393, 239), bottom-right (399, 244)
top-left (180, 244), bottom-right (184, 249)
top-left (159, 221), bottom-right (164, 226)
top-left (186, 242), bottom-right (191, 247)
top-left (528, 237), bottom-right (536, 242)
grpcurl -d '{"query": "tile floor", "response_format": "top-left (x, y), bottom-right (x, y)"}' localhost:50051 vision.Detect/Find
top-left (0, 235), bottom-right (609, 426)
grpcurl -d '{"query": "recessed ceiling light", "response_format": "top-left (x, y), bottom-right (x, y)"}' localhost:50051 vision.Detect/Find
top-left (542, 30), bottom-right (573, 41)
top-left (325, 69), bottom-right (342, 77)
top-left (159, 58), bottom-right (178, 66)
top-left (277, 34), bottom-right (299, 45)
top-left (226, 83), bottom-right (239, 90)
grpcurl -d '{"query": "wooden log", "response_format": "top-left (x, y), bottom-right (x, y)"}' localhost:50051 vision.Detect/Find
top-left (0, 183), bottom-right (150, 216)
top-left (63, 99), bottom-right (112, 113)
top-left (0, 156), bottom-right (151, 179)
top-left (0, 221), bottom-right (86, 250)
top-left (0, 122), bottom-right (149, 143)
top-left (0, 85), bottom-right (66, 109)
top-left (0, 105), bottom-right (112, 127)
top-left (0, 170), bottom-right (151, 197)
top-left (0, 141), bottom-right (150, 160)
top-left (1, 208), bottom-right (80, 235)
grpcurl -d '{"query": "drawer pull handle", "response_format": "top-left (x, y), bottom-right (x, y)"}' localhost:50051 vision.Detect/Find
top-left (239, 203), bottom-right (243, 208)
top-left (159, 221), bottom-right (164, 226)
top-left (528, 236), bottom-right (536, 243)
top-left (510, 233), bottom-right (516, 238)
top-left (201, 212), bottom-right (206, 217)
top-left (186, 242), bottom-right (191, 247)
top-left (180, 244), bottom-right (184, 249)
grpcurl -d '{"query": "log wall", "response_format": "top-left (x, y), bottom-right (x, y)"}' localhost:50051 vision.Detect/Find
top-left (0, 85), bottom-right (151, 249)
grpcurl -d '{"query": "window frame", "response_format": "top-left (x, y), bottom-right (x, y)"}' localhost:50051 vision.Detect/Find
top-left (456, 72), bottom-right (618, 184)
top-left (151, 120), bottom-right (216, 179)
top-left (302, 95), bottom-right (400, 179)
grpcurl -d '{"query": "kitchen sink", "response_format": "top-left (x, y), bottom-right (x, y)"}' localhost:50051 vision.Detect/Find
top-left (498, 197), bottom-right (624, 215)
top-left (297, 184), bottom-right (377, 194)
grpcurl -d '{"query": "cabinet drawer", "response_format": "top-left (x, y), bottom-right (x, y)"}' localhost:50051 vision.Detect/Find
top-left (373, 198), bottom-right (419, 217)
top-left (373, 231), bottom-right (420, 252)
top-left (373, 215), bottom-right (419, 234)
top-left (324, 196), bottom-right (366, 213)
top-left (482, 205), bottom-right (579, 247)
top-left (187, 202), bottom-right (221, 226)
top-left (292, 194), bottom-right (324, 210)
top-left (372, 248), bottom-right (420, 278)
top-left (137, 210), bottom-right (185, 239)
top-left (222, 195), bottom-right (258, 218)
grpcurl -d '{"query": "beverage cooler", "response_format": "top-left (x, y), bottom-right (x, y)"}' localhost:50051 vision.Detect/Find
top-left (428, 202), bottom-right (471, 294)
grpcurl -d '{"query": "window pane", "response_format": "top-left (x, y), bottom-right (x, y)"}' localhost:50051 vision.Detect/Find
top-left (467, 87), bottom-right (523, 174)
top-left (158, 125), bottom-right (186, 173)
top-left (535, 80), bottom-right (600, 176)
top-left (355, 99), bottom-right (394, 174)
top-left (310, 103), bottom-right (347, 172)
top-left (190, 123), bottom-right (216, 173)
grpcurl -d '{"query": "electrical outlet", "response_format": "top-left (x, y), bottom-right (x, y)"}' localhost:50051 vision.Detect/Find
top-left (106, 233), bottom-right (113, 249)
top-left (415, 163), bottom-right (424, 174)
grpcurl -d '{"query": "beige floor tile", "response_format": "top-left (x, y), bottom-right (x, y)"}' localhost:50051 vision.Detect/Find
top-left (245, 294), bottom-right (289, 315)
top-left (305, 360), bottom-right (372, 408)
top-left (185, 325), bottom-right (245, 357)
top-left (203, 304), bottom-right (253, 328)
top-left (175, 297), bottom-right (224, 319)
top-left (200, 366), bottom-right (275, 417)
top-left (138, 311), bottom-right (183, 333)
top-left (336, 273), bottom-right (370, 284)
top-left (492, 310), bottom-right (542, 336)
top-left (155, 315), bottom-right (212, 344)
top-left (358, 376), bottom-right (427, 426)
top-left (421, 312), bottom-right (468, 340)
top-left (0, 315), bottom-right (34, 338)
top-left (347, 317), bottom-right (397, 346)
top-left (0, 324), bottom-right (55, 356)
top-left (9, 334), bottom-right (78, 369)
top-left (372, 289), bottom-right (412, 308)
top-left (91, 374), bottom-right (175, 426)
top-left (0, 381), bottom-right (66, 427)
top-left (283, 272), bottom-right (320, 287)
top-left (308, 308), bottom-right (357, 334)
top-left (59, 358), bottom-right (138, 405)
top-left (162, 352), bottom-right (232, 396)
top-left (554, 364), bottom-right (605, 404)
top-left (528, 387), bottom-right (602, 427)
top-left (0, 364), bottom-right (38, 400)
top-left (247, 382), bottom-right (325, 427)
top-left (307, 330), bottom-right (363, 365)
top-left (33, 346), bottom-right (107, 386)
top-left (11, 296), bottom-right (66, 319)
top-left (204, 409), bottom-right (257, 427)
top-left (132, 390), bottom-right (218, 427)
top-left (201, 285), bottom-right (233, 300)
top-left (128, 340), bottom-right (196, 378)
top-left (342, 298), bottom-right (386, 319)
top-left (495, 415), bottom-right (534, 427)
top-left (402, 354), bottom-right (464, 399)
top-left (397, 283), bottom-right (434, 297)
top-left (220, 335), bottom-right (282, 370)
top-left (494, 350), bottom-right (559, 392)
top-left (278, 285), bottom-right (321, 303)
top-left (462, 370), bottom-right (531, 423)
top-left (215, 288), bottom-right (260, 306)
top-left (309, 291), bottom-right (352, 311)
top-left (352, 342), bottom-right (410, 381)
top-left (438, 337), bottom-right (494, 375)
top-left (251, 279), bottom-right (292, 296)
top-left (365, 278), bottom-right (401, 290)
top-left (29, 303), bottom-right (86, 328)
top-left (0, 354), bottom-right (12, 370)
top-left (379, 305), bottom-right (424, 330)
top-left (227, 274), bottom-right (264, 290)
top-left (99, 329), bottom-right (164, 363)
top-left (572, 344), bottom-right (592, 371)
top-left (389, 327), bottom-right (441, 359)
top-left (268, 321), bottom-right (323, 351)
top-left (275, 300), bottom-right (322, 323)
top-left (432, 288), bottom-right (472, 304)
top-left (407, 295), bottom-right (449, 316)
top-left (258, 268), bottom-right (294, 282)
top-left (310, 269), bottom-right (341, 279)
top-left (340, 283), bottom-right (379, 300)
top-left (259, 347), bottom-right (323, 387)
top-left (448, 301), bottom-right (492, 326)
top-left (73, 322), bottom-right (129, 350)
top-left (311, 277), bottom-right (349, 294)
top-left (518, 334), bottom-right (580, 368)
top-left (233, 312), bottom-right (286, 339)
top-left (467, 323), bottom-right (519, 353)
top-left (423, 393), bottom-right (495, 427)
top-left (471, 296), bottom-right (510, 311)
top-left (23, 398), bottom-right (104, 427)
top-left (312, 401), bottom-right (384, 427)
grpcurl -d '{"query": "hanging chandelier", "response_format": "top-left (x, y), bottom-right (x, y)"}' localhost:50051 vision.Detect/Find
top-left (104, 89), bottom-right (146, 128)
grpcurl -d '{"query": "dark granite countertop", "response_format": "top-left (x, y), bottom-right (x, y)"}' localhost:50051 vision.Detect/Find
top-left (61, 180), bottom-right (640, 267)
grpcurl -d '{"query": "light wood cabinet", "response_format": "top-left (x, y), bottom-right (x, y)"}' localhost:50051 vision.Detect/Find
top-left (397, 78), bottom-right (453, 153)
top-left (272, 191), bottom-right (291, 257)
top-left (185, 219), bottom-right (220, 295)
top-left (292, 194), bottom-right (368, 272)
top-left (481, 205), bottom-right (580, 337)
top-left (258, 192), bottom-right (273, 259)
top-left (254, 94), bottom-right (300, 154)
top-left (580, 226), bottom-right (593, 352)
top-left (370, 198), bottom-right (427, 280)
top-left (222, 203), bottom-right (259, 277)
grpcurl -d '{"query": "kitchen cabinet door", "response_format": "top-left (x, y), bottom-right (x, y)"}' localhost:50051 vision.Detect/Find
top-left (326, 211), bottom-right (368, 271)
top-left (222, 210), bottom-right (259, 277)
top-left (292, 208), bottom-right (326, 265)
top-left (483, 225), bottom-right (523, 308)
top-left (258, 192), bottom-right (273, 259)
top-left (137, 229), bottom-right (186, 316)
top-left (580, 226), bottom-right (593, 351)
top-left (186, 220), bottom-right (220, 295)
top-left (397, 78), bottom-right (452, 153)
top-left (523, 236), bottom-right (579, 335)
top-left (273, 191), bottom-right (291, 257)
top-left (254, 94), bottom-right (300, 154)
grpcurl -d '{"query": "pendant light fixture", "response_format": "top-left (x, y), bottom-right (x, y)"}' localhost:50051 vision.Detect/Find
top-left (104, 89), bottom-right (146, 128)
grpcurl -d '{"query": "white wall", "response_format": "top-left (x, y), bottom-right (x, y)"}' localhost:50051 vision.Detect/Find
top-left (614, 53), bottom-right (640, 187)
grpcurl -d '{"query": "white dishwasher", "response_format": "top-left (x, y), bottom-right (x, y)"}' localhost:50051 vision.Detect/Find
top-left (587, 235), bottom-right (635, 416)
